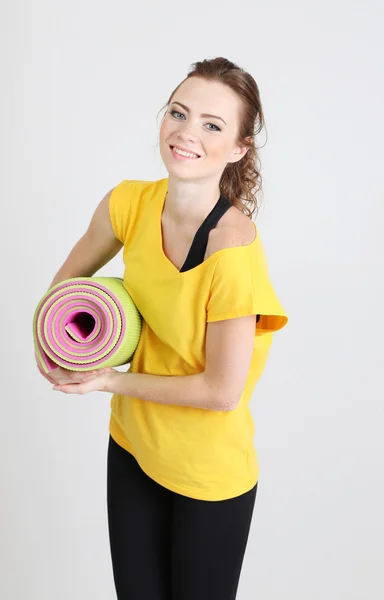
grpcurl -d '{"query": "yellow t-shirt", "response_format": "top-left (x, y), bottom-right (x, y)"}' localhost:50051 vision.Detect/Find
top-left (108, 177), bottom-right (288, 501)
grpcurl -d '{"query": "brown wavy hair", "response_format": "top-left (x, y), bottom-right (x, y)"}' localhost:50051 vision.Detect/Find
top-left (157, 57), bottom-right (267, 219)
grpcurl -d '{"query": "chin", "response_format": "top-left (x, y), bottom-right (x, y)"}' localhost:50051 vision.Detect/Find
top-left (164, 164), bottom-right (197, 182)
top-left (161, 156), bottom-right (194, 176)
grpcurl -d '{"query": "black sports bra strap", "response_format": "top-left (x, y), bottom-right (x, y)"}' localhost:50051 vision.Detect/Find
top-left (179, 192), bottom-right (260, 323)
top-left (180, 193), bottom-right (231, 272)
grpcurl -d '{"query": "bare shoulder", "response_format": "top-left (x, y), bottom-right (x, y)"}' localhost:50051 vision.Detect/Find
top-left (206, 206), bottom-right (257, 258)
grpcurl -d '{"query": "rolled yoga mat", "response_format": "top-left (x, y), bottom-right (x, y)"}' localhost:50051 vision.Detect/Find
top-left (33, 277), bottom-right (142, 373)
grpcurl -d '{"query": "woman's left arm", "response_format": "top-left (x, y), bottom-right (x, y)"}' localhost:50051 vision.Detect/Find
top-left (54, 369), bottom-right (228, 411)
top-left (53, 314), bottom-right (256, 412)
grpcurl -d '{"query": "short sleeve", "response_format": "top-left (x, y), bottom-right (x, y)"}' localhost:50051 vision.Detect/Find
top-left (206, 244), bottom-right (288, 336)
top-left (109, 180), bottom-right (136, 244)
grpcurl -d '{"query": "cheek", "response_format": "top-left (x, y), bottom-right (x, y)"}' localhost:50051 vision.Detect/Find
top-left (159, 121), bottom-right (167, 143)
top-left (205, 138), bottom-right (232, 163)
top-left (160, 118), bottom-right (176, 143)
top-left (159, 121), bottom-right (174, 163)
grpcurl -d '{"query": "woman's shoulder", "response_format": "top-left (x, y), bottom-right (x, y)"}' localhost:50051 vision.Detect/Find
top-left (206, 206), bottom-right (257, 259)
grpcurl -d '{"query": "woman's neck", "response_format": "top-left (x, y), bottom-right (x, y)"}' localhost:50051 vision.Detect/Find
top-left (164, 176), bottom-right (221, 228)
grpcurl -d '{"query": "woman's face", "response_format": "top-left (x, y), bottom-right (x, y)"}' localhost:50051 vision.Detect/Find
top-left (159, 77), bottom-right (248, 181)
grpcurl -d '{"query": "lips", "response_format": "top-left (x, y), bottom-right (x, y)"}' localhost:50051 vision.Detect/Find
top-left (170, 145), bottom-right (201, 158)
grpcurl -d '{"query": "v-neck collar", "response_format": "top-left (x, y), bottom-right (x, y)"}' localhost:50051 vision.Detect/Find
top-left (156, 178), bottom-right (258, 276)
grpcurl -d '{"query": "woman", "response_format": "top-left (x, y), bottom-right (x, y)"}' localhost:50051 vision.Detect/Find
top-left (37, 57), bottom-right (288, 599)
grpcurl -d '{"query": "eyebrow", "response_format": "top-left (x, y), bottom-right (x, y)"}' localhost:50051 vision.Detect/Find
top-left (170, 101), bottom-right (227, 125)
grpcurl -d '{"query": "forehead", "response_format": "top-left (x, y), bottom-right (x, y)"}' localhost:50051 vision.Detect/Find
top-left (172, 77), bottom-right (241, 125)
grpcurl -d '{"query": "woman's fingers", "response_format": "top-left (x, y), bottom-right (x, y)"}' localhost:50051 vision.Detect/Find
top-left (38, 369), bottom-right (57, 385)
top-left (51, 368), bottom-right (111, 385)
top-left (36, 361), bottom-right (111, 385)
top-left (36, 361), bottom-right (56, 384)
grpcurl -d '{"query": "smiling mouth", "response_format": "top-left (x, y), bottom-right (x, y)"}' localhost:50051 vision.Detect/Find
top-left (170, 145), bottom-right (201, 158)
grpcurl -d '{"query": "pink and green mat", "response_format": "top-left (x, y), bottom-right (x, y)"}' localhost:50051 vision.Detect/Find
top-left (33, 277), bottom-right (142, 373)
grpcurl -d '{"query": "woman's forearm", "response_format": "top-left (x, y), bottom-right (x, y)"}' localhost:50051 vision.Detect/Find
top-left (102, 370), bottom-right (233, 412)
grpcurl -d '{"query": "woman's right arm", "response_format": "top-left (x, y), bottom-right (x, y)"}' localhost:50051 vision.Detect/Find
top-left (36, 187), bottom-right (123, 383)
top-left (48, 187), bottom-right (122, 289)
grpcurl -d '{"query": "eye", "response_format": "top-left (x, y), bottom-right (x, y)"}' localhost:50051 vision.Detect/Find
top-left (169, 110), bottom-right (221, 132)
top-left (170, 110), bottom-right (185, 119)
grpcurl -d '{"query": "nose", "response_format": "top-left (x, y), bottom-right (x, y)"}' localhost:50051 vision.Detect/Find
top-left (176, 121), bottom-right (198, 143)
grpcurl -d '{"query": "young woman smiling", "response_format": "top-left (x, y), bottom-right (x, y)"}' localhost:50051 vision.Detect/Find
top-left (37, 57), bottom-right (288, 600)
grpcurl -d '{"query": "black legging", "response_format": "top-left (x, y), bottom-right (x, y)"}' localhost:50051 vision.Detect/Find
top-left (107, 435), bottom-right (258, 600)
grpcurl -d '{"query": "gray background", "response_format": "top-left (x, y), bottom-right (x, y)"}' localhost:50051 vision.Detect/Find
top-left (1, 0), bottom-right (383, 598)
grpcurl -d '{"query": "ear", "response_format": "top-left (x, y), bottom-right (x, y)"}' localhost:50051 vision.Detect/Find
top-left (227, 136), bottom-right (253, 164)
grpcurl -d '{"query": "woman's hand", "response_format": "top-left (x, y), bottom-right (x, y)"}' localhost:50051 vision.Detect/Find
top-left (52, 368), bottom-right (117, 394)
top-left (35, 349), bottom-right (114, 391)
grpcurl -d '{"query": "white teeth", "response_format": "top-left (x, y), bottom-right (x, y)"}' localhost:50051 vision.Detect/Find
top-left (172, 146), bottom-right (199, 158)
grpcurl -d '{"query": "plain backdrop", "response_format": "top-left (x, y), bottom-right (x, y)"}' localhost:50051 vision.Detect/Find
top-left (1, 1), bottom-right (383, 598)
